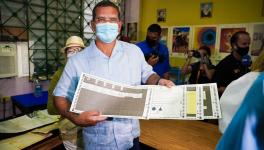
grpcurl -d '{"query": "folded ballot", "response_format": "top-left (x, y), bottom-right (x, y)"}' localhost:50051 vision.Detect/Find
top-left (70, 73), bottom-right (221, 120)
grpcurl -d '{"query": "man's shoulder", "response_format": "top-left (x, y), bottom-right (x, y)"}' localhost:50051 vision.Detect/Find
top-left (118, 40), bottom-right (142, 54)
top-left (159, 42), bottom-right (169, 50)
top-left (217, 54), bottom-right (233, 66)
top-left (119, 40), bottom-right (140, 49)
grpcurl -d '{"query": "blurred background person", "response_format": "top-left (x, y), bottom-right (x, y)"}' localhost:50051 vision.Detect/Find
top-left (216, 50), bottom-right (264, 150)
top-left (213, 31), bottom-right (251, 96)
top-left (137, 24), bottom-right (171, 79)
top-left (219, 50), bottom-right (264, 134)
top-left (181, 46), bottom-right (215, 84)
top-left (47, 35), bottom-right (85, 150)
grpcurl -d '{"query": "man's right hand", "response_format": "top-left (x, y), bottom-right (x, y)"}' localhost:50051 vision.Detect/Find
top-left (148, 55), bottom-right (159, 66)
top-left (73, 111), bottom-right (107, 127)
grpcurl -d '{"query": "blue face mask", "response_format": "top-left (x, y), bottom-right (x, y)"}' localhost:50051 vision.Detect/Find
top-left (96, 23), bottom-right (119, 43)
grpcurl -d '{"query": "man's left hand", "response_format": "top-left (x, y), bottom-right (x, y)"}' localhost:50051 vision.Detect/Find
top-left (158, 79), bottom-right (175, 88)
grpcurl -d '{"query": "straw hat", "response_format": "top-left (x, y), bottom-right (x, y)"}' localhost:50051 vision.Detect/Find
top-left (60, 36), bottom-right (85, 53)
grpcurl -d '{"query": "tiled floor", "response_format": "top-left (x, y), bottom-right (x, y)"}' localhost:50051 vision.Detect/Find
top-left (0, 76), bottom-right (49, 120)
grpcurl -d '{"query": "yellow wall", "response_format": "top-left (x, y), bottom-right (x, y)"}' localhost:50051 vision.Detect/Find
top-left (139, 0), bottom-right (264, 67)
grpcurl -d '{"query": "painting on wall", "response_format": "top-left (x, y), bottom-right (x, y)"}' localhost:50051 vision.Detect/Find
top-left (127, 22), bottom-right (137, 42)
top-left (172, 27), bottom-right (190, 53)
top-left (200, 2), bottom-right (212, 18)
top-left (251, 24), bottom-right (264, 56)
top-left (219, 27), bottom-right (246, 53)
top-left (157, 9), bottom-right (166, 22)
top-left (193, 26), bottom-right (216, 54)
top-left (160, 27), bottom-right (169, 47)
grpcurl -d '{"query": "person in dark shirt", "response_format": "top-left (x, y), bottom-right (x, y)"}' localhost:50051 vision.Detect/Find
top-left (213, 31), bottom-right (251, 96)
top-left (216, 50), bottom-right (264, 150)
top-left (181, 46), bottom-right (215, 84)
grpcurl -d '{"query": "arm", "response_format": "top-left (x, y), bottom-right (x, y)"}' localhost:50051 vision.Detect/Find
top-left (201, 63), bottom-right (215, 80)
top-left (162, 46), bottom-right (171, 80)
top-left (53, 59), bottom-right (106, 127)
top-left (137, 45), bottom-right (174, 87)
top-left (181, 57), bottom-right (192, 75)
top-left (147, 55), bottom-right (159, 66)
top-left (163, 72), bottom-right (170, 80)
top-left (146, 73), bottom-right (160, 85)
top-left (146, 73), bottom-right (174, 87)
top-left (181, 50), bottom-right (193, 75)
top-left (54, 96), bottom-right (107, 127)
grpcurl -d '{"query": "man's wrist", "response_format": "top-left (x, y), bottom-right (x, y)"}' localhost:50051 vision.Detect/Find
top-left (156, 78), bottom-right (161, 85)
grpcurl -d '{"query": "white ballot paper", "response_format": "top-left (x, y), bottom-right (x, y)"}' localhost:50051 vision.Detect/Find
top-left (70, 73), bottom-right (221, 120)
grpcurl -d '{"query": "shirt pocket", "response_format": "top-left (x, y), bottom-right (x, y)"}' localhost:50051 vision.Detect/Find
top-left (83, 124), bottom-right (114, 146)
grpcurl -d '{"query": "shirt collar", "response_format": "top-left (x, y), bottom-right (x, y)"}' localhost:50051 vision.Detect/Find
top-left (90, 40), bottom-right (122, 58)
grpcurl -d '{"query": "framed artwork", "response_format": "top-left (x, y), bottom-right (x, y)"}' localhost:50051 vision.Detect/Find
top-left (127, 22), bottom-right (137, 42)
top-left (172, 27), bottom-right (191, 53)
top-left (219, 27), bottom-right (246, 53)
top-left (160, 27), bottom-right (169, 47)
top-left (200, 2), bottom-right (212, 18)
top-left (157, 9), bottom-right (166, 22)
top-left (193, 26), bottom-right (217, 55)
top-left (251, 24), bottom-right (264, 56)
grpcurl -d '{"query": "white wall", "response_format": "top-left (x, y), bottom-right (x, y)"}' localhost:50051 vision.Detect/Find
top-left (125, 0), bottom-right (140, 23)
top-left (16, 42), bottom-right (30, 77)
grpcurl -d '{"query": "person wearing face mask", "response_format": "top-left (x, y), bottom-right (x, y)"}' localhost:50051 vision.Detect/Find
top-left (53, 1), bottom-right (174, 150)
top-left (47, 35), bottom-right (85, 150)
top-left (181, 46), bottom-right (215, 84)
top-left (216, 50), bottom-right (264, 150)
top-left (213, 31), bottom-right (251, 97)
top-left (136, 24), bottom-right (171, 80)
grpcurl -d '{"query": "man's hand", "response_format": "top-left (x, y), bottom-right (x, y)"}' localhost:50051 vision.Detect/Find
top-left (147, 55), bottom-right (159, 66)
top-left (158, 79), bottom-right (175, 88)
top-left (73, 111), bottom-right (107, 127)
top-left (54, 96), bottom-right (107, 127)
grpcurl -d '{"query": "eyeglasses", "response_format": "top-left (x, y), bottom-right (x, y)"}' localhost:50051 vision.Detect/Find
top-left (95, 17), bottom-right (119, 23)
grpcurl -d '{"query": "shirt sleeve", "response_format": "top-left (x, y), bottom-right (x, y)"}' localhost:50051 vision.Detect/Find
top-left (53, 58), bottom-right (78, 102)
top-left (214, 60), bottom-right (229, 87)
top-left (164, 46), bottom-right (171, 73)
top-left (134, 45), bottom-right (155, 84)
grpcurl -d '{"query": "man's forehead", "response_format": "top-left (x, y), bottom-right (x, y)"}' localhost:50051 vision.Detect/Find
top-left (238, 34), bottom-right (250, 40)
top-left (96, 14), bottom-right (118, 18)
top-left (147, 31), bottom-right (160, 35)
top-left (95, 6), bottom-right (118, 17)
top-left (238, 35), bottom-right (250, 42)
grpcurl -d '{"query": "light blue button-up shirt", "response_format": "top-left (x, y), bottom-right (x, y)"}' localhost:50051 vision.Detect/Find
top-left (54, 40), bottom-right (155, 149)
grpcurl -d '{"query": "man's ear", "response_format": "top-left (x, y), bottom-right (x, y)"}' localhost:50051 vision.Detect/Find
top-left (232, 43), bottom-right (237, 50)
top-left (118, 21), bottom-right (123, 33)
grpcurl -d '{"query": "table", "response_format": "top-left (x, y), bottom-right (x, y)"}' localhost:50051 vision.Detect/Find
top-left (26, 130), bottom-right (63, 150)
top-left (140, 120), bottom-right (222, 150)
top-left (11, 91), bottom-right (48, 115)
top-left (0, 128), bottom-right (63, 150)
